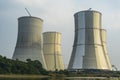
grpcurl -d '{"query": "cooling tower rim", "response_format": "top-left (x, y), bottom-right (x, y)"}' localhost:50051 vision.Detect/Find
top-left (74, 10), bottom-right (102, 16)
top-left (18, 16), bottom-right (43, 21)
top-left (100, 29), bottom-right (106, 31)
top-left (43, 31), bottom-right (61, 34)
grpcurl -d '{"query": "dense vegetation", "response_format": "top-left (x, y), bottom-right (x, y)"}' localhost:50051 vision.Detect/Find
top-left (0, 55), bottom-right (120, 78)
top-left (0, 55), bottom-right (48, 75)
top-left (60, 69), bottom-right (120, 77)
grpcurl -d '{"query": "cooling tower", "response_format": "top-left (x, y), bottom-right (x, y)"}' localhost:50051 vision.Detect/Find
top-left (12, 16), bottom-right (47, 69)
top-left (43, 32), bottom-right (64, 71)
top-left (101, 29), bottom-right (112, 69)
top-left (68, 10), bottom-right (112, 70)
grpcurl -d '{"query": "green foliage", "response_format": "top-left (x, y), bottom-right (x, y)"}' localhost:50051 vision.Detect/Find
top-left (0, 55), bottom-right (48, 75)
top-left (63, 69), bottom-right (120, 77)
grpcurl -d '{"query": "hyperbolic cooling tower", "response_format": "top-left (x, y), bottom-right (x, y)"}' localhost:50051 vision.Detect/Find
top-left (68, 10), bottom-right (112, 70)
top-left (12, 16), bottom-right (46, 69)
top-left (43, 32), bottom-right (64, 71)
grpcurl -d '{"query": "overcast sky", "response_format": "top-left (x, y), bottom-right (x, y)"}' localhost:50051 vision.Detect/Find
top-left (0, 0), bottom-right (120, 69)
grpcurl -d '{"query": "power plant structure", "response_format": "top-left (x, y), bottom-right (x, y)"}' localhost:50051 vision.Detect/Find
top-left (43, 32), bottom-right (64, 71)
top-left (12, 16), bottom-right (47, 69)
top-left (68, 10), bottom-right (112, 70)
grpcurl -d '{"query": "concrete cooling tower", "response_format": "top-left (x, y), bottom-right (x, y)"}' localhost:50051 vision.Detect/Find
top-left (12, 16), bottom-right (46, 69)
top-left (43, 32), bottom-right (64, 71)
top-left (68, 10), bottom-right (112, 70)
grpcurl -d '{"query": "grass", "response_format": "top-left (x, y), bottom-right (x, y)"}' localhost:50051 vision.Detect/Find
top-left (0, 74), bottom-right (49, 79)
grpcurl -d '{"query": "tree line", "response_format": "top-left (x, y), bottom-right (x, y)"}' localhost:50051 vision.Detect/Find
top-left (0, 55), bottom-right (48, 75)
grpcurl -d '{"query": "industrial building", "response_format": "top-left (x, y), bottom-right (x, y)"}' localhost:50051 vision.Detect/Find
top-left (12, 16), bottom-right (47, 69)
top-left (68, 10), bottom-right (112, 70)
top-left (43, 32), bottom-right (64, 71)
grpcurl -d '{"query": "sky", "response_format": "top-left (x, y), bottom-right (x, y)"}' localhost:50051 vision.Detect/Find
top-left (0, 0), bottom-right (120, 69)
